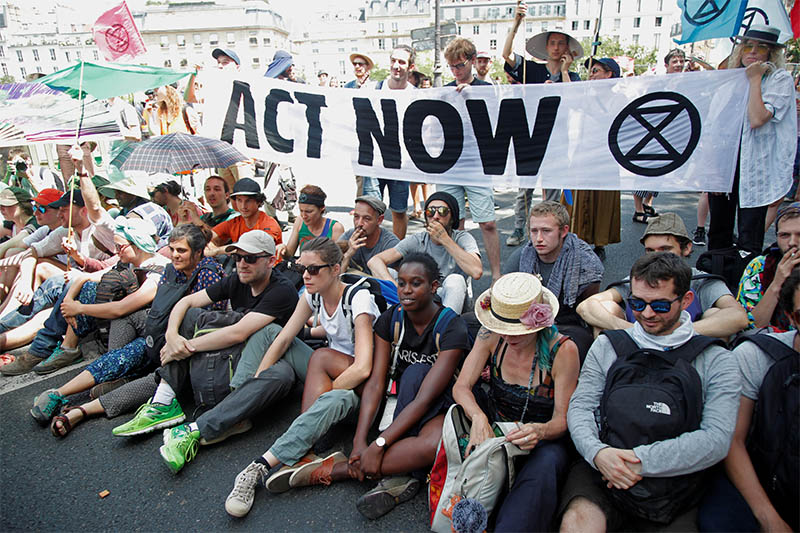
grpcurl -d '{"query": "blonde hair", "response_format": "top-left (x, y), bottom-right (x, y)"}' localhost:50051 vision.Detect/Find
top-left (157, 85), bottom-right (183, 122)
top-left (728, 40), bottom-right (786, 70)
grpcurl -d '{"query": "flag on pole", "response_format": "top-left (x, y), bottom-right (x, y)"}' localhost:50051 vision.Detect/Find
top-left (734, 0), bottom-right (794, 42)
top-left (790, 0), bottom-right (800, 37)
top-left (674, 0), bottom-right (749, 43)
top-left (92, 1), bottom-right (146, 62)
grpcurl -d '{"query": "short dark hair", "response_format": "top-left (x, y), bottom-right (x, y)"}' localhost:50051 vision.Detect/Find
top-left (302, 236), bottom-right (343, 265)
top-left (399, 252), bottom-right (441, 283)
top-left (664, 48), bottom-right (686, 65)
top-left (392, 44), bottom-right (416, 66)
top-left (169, 223), bottom-right (209, 255)
top-left (155, 180), bottom-right (182, 197)
top-left (630, 251), bottom-right (691, 297)
top-left (205, 175), bottom-right (229, 193)
top-left (779, 268), bottom-right (800, 315)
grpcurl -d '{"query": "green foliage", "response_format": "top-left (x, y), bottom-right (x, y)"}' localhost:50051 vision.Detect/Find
top-left (370, 64), bottom-right (389, 82)
top-left (577, 36), bottom-right (658, 77)
top-left (785, 38), bottom-right (800, 65)
top-left (0, 75), bottom-right (15, 84)
top-left (490, 58), bottom-right (508, 84)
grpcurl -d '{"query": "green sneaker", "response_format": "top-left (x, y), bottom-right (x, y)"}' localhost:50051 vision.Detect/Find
top-left (159, 424), bottom-right (200, 474)
top-left (112, 399), bottom-right (185, 437)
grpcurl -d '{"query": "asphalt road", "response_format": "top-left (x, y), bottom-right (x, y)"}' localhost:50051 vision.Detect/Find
top-left (0, 188), bottom-right (774, 531)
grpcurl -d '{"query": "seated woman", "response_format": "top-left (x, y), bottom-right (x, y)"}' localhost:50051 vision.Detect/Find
top-left (29, 224), bottom-right (226, 436)
top-left (452, 272), bottom-right (580, 532)
top-left (152, 180), bottom-right (206, 227)
top-left (276, 185), bottom-right (344, 260)
top-left (224, 236), bottom-right (381, 518)
top-left (224, 252), bottom-right (470, 520)
top-left (0, 186), bottom-right (36, 242)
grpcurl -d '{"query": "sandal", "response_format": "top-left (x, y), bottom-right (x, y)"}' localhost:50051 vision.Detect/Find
top-left (632, 212), bottom-right (649, 224)
top-left (0, 353), bottom-right (15, 367)
top-left (50, 405), bottom-right (87, 438)
top-left (643, 205), bottom-right (658, 217)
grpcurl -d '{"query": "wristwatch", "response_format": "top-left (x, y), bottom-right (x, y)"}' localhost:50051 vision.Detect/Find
top-left (375, 436), bottom-right (386, 448)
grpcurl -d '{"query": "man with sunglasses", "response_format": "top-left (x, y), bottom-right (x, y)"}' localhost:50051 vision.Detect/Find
top-left (345, 52), bottom-right (375, 197)
top-left (561, 252), bottom-right (740, 532)
top-left (368, 192), bottom-right (481, 313)
top-left (113, 230), bottom-right (301, 471)
top-left (0, 188), bottom-right (61, 259)
top-left (578, 213), bottom-right (748, 339)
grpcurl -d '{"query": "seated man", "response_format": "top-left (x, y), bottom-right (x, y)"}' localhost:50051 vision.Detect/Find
top-left (368, 191), bottom-right (481, 313)
top-left (560, 252), bottom-right (740, 532)
top-left (578, 212), bottom-right (748, 339)
top-left (206, 178), bottom-right (282, 256)
top-left (0, 188), bottom-right (62, 258)
top-left (178, 175), bottom-right (237, 233)
top-left (737, 202), bottom-right (800, 331)
top-left (338, 196), bottom-right (399, 275)
top-left (112, 231), bottom-right (299, 473)
top-left (698, 269), bottom-right (799, 532)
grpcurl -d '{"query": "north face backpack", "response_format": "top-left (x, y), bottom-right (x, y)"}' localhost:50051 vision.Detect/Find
top-left (189, 310), bottom-right (245, 415)
top-left (734, 333), bottom-right (800, 530)
top-left (600, 329), bottom-right (726, 524)
top-left (695, 246), bottom-right (756, 293)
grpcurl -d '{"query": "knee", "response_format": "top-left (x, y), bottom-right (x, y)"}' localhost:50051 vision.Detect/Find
top-left (479, 220), bottom-right (497, 232)
top-left (442, 273), bottom-right (466, 292)
top-left (317, 388), bottom-right (359, 411)
top-left (307, 347), bottom-right (339, 371)
top-left (559, 498), bottom-right (604, 533)
top-left (247, 322), bottom-right (283, 348)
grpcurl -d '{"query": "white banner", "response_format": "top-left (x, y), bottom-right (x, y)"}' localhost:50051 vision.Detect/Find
top-left (198, 69), bottom-right (749, 192)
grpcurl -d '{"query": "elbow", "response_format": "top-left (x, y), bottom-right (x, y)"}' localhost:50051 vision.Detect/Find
top-left (576, 300), bottom-right (590, 320)
top-left (469, 263), bottom-right (483, 280)
top-left (731, 309), bottom-right (749, 332)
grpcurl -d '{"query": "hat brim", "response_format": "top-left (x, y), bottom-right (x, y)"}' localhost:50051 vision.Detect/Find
top-left (733, 35), bottom-right (785, 47)
top-left (349, 53), bottom-right (374, 70)
top-left (526, 31), bottom-right (584, 61)
top-left (474, 286), bottom-right (560, 336)
top-left (229, 191), bottom-right (259, 197)
top-left (265, 58), bottom-right (293, 78)
top-left (99, 182), bottom-right (150, 201)
top-left (0, 199), bottom-right (17, 206)
top-left (225, 243), bottom-right (272, 255)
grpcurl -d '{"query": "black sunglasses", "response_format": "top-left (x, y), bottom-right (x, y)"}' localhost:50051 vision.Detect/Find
top-left (298, 263), bottom-right (334, 276)
top-left (425, 206), bottom-right (450, 217)
top-left (231, 253), bottom-right (269, 264)
top-left (627, 296), bottom-right (681, 314)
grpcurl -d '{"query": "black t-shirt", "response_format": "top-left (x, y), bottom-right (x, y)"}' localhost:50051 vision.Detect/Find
top-left (504, 57), bottom-right (580, 84)
top-left (374, 304), bottom-right (471, 379)
top-left (205, 268), bottom-right (298, 326)
top-left (445, 77), bottom-right (492, 87)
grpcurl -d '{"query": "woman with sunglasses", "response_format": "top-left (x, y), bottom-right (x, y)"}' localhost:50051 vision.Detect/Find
top-left (708, 24), bottom-right (796, 255)
top-left (225, 236), bottom-right (380, 518)
top-left (30, 224), bottom-right (226, 436)
top-left (453, 272), bottom-right (580, 532)
top-left (276, 184), bottom-right (344, 260)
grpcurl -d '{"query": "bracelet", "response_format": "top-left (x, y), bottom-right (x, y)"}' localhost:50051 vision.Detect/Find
top-left (77, 172), bottom-right (88, 177)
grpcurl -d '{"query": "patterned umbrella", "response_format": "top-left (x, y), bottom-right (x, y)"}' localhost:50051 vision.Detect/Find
top-left (111, 133), bottom-right (248, 174)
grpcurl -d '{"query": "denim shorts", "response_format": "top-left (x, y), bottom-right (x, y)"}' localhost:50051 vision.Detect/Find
top-left (436, 184), bottom-right (495, 223)
top-left (364, 177), bottom-right (409, 213)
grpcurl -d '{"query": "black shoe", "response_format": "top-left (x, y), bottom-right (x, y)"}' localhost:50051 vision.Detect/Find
top-left (692, 227), bottom-right (706, 246)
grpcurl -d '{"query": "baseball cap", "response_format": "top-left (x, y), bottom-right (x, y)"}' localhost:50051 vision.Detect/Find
top-left (50, 189), bottom-right (86, 208)
top-left (355, 195), bottom-right (386, 215)
top-left (225, 230), bottom-right (276, 256)
top-left (229, 178), bottom-right (261, 197)
top-left (212, 48), bottom-right (241, 66)
top-left (476, 51), bottom-right (491, 59)
top-left (265, 50), bottom-right (293, 78)
top-left (0, 188), bottom-right (20, 206)
top-left (640, 213), bottom-right (690, 243)
top-left (584, 57), bottom-right (621, 78)
top-left (33, 188), bottom-right (63, 206)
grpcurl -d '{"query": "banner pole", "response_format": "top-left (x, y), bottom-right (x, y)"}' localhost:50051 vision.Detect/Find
top-left (66, 59), bottom-right (86, 268)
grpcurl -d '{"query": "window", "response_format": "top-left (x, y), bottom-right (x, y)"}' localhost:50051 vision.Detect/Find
top-left (571, 20), bottom-right (578, 30)
top-left (378, 22), bottom-right (384, 33)
top-left (474, 7), bottom-right (480, 18)
top-left (175, 35), bottom-right (185, 48)
top-left (160, 35), bottom-right (169, 48)
top-left (249, 36), bottom-right (258, 45)
top-left (1, 63), bottom-right (6, 76)
top-left (93, 50), bottom-right (99, 61)
top-left (180, 58), bottom-right (188, 67)
top-left (654, 34), bottom-right (661, 47)
top-left (377, 38), bottom-right (385, 50)
top-left (392, 21), bottom-right (398, 32)
top-left (633, 17), bottom-right (640, 28)
top-left (574, 0), bottom-right (579, 14)
top-left (36, 66), bottom-right (42, 73)
top-left (251, 57), bottom-right (260, 67)
top-left (339, 59), bottom-right (346, 75)
top-left (392, 37), bottom-right (398, 48)
top-left (163, 60), bottom-right (171, 68)
top-left (455, 8), bottom-right (461, 21)
top-left (541, 21), bottom-right (548, 31)
top-left (32, 49), bottom-right (39, 61)
top-left (658, 0), bottom-right (663, 9)
top-left (457, 25), bottom-right (462, 35)
top-left (263, 37), bottom-right (270, 45)
top-left (473, 25), bottom-right (479, 35)
top-left (490, 39), bottom-right (497, 50)
top-left (555, 5), bottom-right (565, 16)
top-left (0, 46), bottom-right (4, 58)
top-left (655, 16), bottom-right (662, 27)
top-left (491, 23), bottom-right (497, 34)
top-left (209, 33), bottom-right (218, 45)
top-left (312, 47), bottom-right (319, 54)
top-left (526, 22), bottom-right (532, 33)
top-left (191, 34), bottom-right (200, 47)
top-left (636, 0), bottom-right (641, 10)
top-left (614, 18), bottom-right (620, 30)
top-left (65, 51), bottom-right (69, 62)
top-left (20, 67), bottom-right (25, 77)
top-left (51, 49), bottom-right (59, 61)
top-left (227, 32), bottom-right (235, 44)
top-left (584, 20), bottom-right (590, 30)
top-left (338, 46), bottom-right (345, 52)
top-left (632, 34), bottom-right (639, 44)
top-left (76, 50), bottom-right (81, 59)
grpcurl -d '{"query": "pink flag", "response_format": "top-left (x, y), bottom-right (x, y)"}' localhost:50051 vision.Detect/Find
top-left (92, 1), bottom-right (146, 62)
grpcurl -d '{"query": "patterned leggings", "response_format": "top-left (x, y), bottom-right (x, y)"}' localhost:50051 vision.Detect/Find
top-left (84, 309), bottom-right (150, 384)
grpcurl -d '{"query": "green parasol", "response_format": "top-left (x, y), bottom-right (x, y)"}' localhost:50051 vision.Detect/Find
top-left (37, 61), bottom-right (191, 100)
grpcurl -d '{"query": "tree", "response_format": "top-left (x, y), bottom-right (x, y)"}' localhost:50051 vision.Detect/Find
top-left (370, 64), bottom-right (388, 82)
top-left (577, 35), bottom-right (658, 77)
top-left (0, 75), bottom-right (15, 84)
top-left (785, 38), bottom-right (800, 65)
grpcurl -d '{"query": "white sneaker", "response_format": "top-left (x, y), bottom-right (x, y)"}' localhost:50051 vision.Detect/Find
top-left (225, 461), bottom-right (269, 518)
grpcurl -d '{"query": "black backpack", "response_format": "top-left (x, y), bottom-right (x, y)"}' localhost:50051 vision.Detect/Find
top-left (310, 276), bottom-right (391, 344)
top-left (599, 330), bottom-right (726, 524)
top-left (734, 333), bottom-right (799, 530)
top-left (695, 246), bottom-right (756, 293)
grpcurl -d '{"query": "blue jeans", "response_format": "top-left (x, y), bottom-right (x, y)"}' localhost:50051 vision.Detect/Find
top-left (697, 470), bottom-right (759, 532)
top-left (29, 281), bottom-right (97, 358)
top-left (0, 275), bottom-right (65, 333)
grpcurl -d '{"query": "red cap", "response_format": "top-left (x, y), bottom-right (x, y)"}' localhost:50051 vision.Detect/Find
top-left (32, 188), bottom-right (63, 206)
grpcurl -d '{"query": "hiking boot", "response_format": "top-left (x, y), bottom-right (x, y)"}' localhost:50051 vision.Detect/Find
top-left (693, 226), bottom-right (706, 246)
top-left (288, 451), bottom-right (347, 489)
top-left (89, 377), bottom-right (131, 400)
top-left (505, 228), bottom-right (526, 247)
top-left (0, 352), bottom-right (44, 376)
top-left (265, 453), bottom-right (320, 494)
top-left (33, 345), bottom-right (82, 375)
top-left (30, 388), bottom-right (66, 425)
top-left (112, 399), bottom-right (185, 437)
top-left (225, 461), bottom-right (271, 518)
top-left (159, 424), bottom-right (200, 474)
top-left (356, 476), bottom-right (421, 520)
top-left (199, 419), bottom-right (253, 446)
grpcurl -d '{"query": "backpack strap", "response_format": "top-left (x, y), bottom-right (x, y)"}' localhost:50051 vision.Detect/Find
top-left (311, 292), bottom-right (321, 328)
top-left (321, 218), bottom-right (332, 238)
top-left (388, 305), bottom-right (405, 393)
top-left (601, 329), bottom-right (640, 357)
top-left (432, 307), bottom-right (458, 354)
top-left (735, 333), bottom-right (798, 362)
top-left (343, 279), bottom-right (370, 344)
top-left (663, 335), bottom-right (726, 365)
top-left (689, 273), bottom-right (728, 284)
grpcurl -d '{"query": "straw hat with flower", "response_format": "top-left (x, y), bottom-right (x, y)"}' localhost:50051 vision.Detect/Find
top-left (475, 272), bottom-right (559, 336)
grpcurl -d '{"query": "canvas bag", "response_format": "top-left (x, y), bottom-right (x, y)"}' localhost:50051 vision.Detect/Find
top-left (428, 404), bottom-right (528, 533)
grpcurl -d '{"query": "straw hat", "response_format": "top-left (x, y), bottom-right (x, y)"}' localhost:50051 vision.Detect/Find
top-left (474, 272), bottom-right (559, 336)
top-left (99, 166), bottom-right (151, 201)
top-left (525, 30), bottom-right (584, 61)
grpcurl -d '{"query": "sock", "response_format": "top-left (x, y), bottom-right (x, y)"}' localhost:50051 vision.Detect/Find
top-left (151, 381), bottom-right (176, 406)
top-left (187, 422), bottom-right (199, 434)
top-left (254, 456), bottom-right (269, 467)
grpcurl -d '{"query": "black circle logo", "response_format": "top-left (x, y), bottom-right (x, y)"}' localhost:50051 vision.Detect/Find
top-left (730, 7), bottom-right (769, 43)
top-left (608, 92), bottom-right (701, 177)
top-left (106, 24), bottom-right (130, 54)
top-left (683, 0), bottom-right (732, 25)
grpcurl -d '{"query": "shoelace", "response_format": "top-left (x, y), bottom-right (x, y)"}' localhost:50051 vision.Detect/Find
top-left (309, 457), bottom-right (335, 486)
top-left (43, 392), bottom-right (65, 417)
top-left (178, 429), bottom-right (199, 462)
top-left (231, 464), bottom-right (266, 498)
top-left (42, 347), bottom-right (64, 364)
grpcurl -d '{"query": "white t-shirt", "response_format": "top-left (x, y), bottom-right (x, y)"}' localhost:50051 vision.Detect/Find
top-left (304, 287), bottom-right (379, 355)
top-left (140, 253), bottom-right (171, 285)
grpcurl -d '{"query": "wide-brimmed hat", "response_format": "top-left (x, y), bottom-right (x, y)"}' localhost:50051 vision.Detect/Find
top-left (526, 30), bottom-right (584, 61)
top-left (265, 50), bottom-right (293, 78)
top-left (99, 167), bottom-right (150, 201)
top-left (735, 24), bottom-right (785, 48)
top-left (475, 273), bottom-right (559, 336)
top-left (349, 53), bottom-right (374, 70)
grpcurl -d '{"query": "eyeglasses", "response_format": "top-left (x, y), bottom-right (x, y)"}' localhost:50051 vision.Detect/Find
top-left (742, 43), bottom-right (772, 54)
top-left (231, 253), bottom-right (269, 264)
top-left (353, 61), bottom-right (367, 67)
top-left (448, 60), bottom-right (470, 71)
top-left (425, 206), bottom-right (450, 217)
top-left (627, 296), bottom-right (681, 314)
top-left (590, 67), bottom-right (607, 74)
top-left (298, 263), bottom-right (334, 276)
top-left (32, 204), bottom-right (48, 214)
